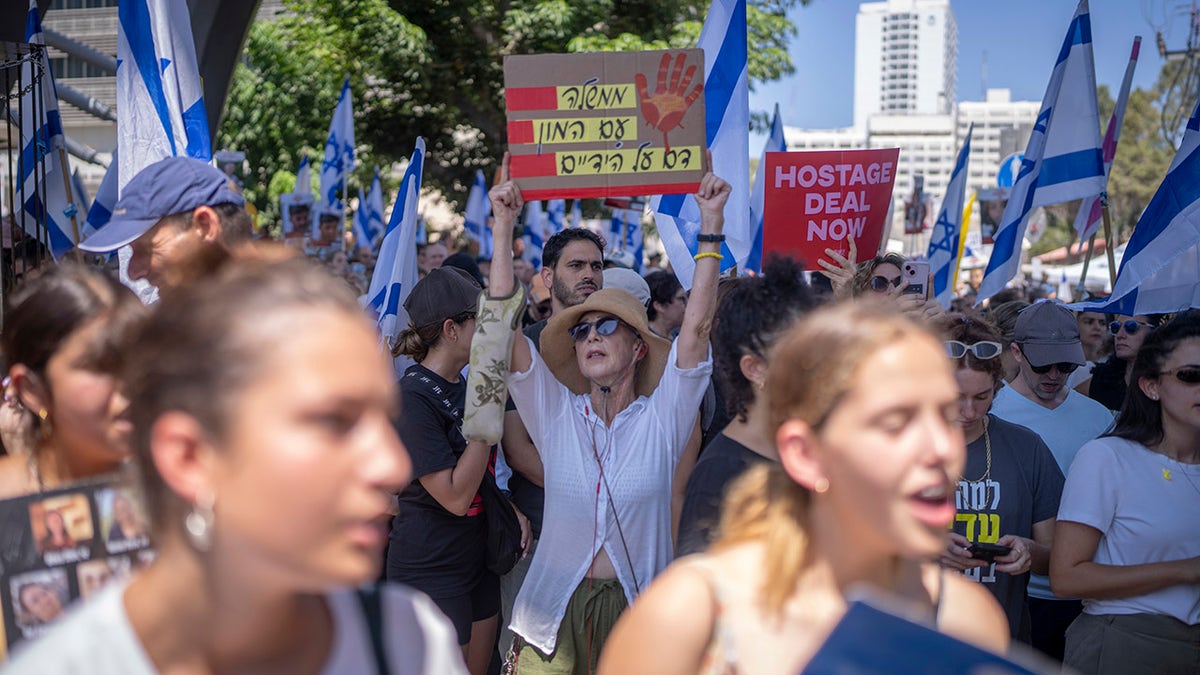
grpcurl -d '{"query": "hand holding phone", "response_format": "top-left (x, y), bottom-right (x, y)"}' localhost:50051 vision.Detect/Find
top-left (901, 261), bottom-right (930, 300)
top-left (967, 542), bottom-right (1012, 564)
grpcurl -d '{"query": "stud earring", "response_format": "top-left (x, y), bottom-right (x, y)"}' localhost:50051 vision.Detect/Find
top-left (37, 409), bottom-right (48, 421)
top-left (813, 477), bottom-right (830, 493)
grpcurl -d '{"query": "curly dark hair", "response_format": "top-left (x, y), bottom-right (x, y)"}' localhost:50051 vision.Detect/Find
top-left (542, 228), bottom-right (605, 271)
top-left (713, 256), bottom-right (815, 422)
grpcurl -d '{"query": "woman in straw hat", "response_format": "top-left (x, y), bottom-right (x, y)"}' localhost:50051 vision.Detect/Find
top-left (481, 153), bottom-right (726, 673)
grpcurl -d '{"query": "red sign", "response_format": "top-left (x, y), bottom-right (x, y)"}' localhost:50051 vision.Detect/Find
top-left (763, 149), bottom-right (900, 271)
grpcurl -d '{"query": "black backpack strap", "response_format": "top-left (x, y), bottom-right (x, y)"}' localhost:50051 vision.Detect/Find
top-left (356, 585), bottom-right (390, 675)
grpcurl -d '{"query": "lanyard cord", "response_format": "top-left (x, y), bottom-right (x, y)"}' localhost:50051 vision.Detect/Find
top-left (586, 392), bottom-right (642, 595)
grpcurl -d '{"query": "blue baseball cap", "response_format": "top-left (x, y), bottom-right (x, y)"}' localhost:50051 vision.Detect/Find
top-left (79, 157), bottom-right (245, 253)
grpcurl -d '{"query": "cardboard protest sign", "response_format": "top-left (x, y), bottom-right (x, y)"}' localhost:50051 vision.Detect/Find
top-left (0, 475), bottom-right (153, 654)
top-left (762, 149), bottom-right (900, 271)
top-left (504, 49), bottom-right (705, 200)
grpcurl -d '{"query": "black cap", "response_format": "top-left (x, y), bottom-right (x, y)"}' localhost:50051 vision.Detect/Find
top-left (403, 266), bottom-right (481, 328)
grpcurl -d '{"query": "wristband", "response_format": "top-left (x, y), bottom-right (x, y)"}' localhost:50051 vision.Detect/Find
top-left (696, 233), bottom-right (725, 243)
top-left (693, 252), bottom-right (724, 262)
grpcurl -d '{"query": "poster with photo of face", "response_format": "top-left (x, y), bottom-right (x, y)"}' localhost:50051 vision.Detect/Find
top-left (977, 187), bottom-right (1009, 245)
top-left (281, 193), bottom-right (316, 240)
top-left (0, 475), bottom-right (153, 654)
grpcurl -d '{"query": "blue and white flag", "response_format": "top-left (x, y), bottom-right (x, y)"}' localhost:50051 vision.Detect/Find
top-left (522, 201), bottom-right (546, 270)
top-left (116, 0), bottom-right (211, 190)
top-left (1071, 98), bottom-right (1200, 315)
top-left (463, 170), bottom-right (493, 259)
top-left (16, 0), bottom-right (79, 258)
top-left (320, 77), bottom-right (355, 212)
top-left (352, 187), bottom-right (373, 252)
top-left (1073, 37), bottom-right (1140, 247)
top-left (362, 167), bottom-right (385, 246)
top-left (651, 0), bottom-right (749, 288)
top-left (295, 155), bottom-right (312, 195)
top-left (546, 199), bottom-right (566, 235)
top-left (926, 125), bottom-right (973, 308)
top-left (746, 103), bottom-right (785, 274)
top-left (976, 0), bottom-right (1105, 303)
top-left (364, 138), bottom-right (425, 347)
top-left (570, 199), bottom-right (583, 228)
top-left (86, 149), bottom-right (119, 236)
top-left (610, 208), bottom-right (645, 272)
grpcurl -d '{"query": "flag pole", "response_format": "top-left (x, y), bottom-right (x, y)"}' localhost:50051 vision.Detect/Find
top-left (341, 179), bottom-right (349, 254)
top-left (1100, 193), bottom-right (1117, 288)
top-left (1076, 232), bottom-right (1097, 299)
top-left (56, 148), bottom-right (83, 263)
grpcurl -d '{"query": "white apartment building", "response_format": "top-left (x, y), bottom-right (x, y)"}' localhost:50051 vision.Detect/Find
top-left (854, 0), bottom-right (957, 130)
top-left (957, 88), bottom-right (1039, 194)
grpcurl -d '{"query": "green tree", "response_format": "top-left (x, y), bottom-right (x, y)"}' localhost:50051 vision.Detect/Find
top-left (218, 0), bottom-right (808, 226)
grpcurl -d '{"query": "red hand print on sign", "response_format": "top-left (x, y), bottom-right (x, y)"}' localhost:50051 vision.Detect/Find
top-left (635, 52), bottom-right (703, 152)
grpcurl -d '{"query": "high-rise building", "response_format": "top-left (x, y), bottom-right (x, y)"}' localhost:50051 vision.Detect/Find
top-left (854, 0), bottom-right (957, 130)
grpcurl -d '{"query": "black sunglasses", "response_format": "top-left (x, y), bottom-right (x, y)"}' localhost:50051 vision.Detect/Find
top-left (945, 340), bottom-right (1003, 360)
top-left (568, 316), bottom-right (634, 342)
top-left (1029, 361), bottom-right (1080, 375)
top-left (870, 275), bottom-right (902, 292)
top-left (1109, 320), bottom-right (1154, 336)
top-left (1161, 365), bottom-right (1200, 385)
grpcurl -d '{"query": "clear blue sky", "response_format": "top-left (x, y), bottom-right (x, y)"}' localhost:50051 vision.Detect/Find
top-left (750, 0), bottom-right (1179, 140)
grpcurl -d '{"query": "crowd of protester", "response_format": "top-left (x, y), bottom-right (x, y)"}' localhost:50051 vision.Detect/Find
top-left (0, 153), bottom-right (1195, 674)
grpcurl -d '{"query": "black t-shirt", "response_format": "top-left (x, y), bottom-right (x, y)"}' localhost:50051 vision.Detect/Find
top-left (952, 414), bottom-right (1064, 642)
top-left (1087, 356), bottom-right (1127, 411)
top-left (387, 364), bottom-right (486, 597)
top-left (676, 432), bottom-right (773, 557)
top-left (506, 320), bottom-right (548, 537)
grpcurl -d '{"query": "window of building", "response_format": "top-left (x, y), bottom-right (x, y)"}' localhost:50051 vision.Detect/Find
top-left (53, 0), bottom-right (120, 8)
top-left (49, 56), bottom-right (109, 79)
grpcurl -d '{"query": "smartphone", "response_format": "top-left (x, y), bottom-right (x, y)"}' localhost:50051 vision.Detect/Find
top-left (968, 542), bottom-right (1012, 563)
top-left (901, 261), bottom-right (930, 299)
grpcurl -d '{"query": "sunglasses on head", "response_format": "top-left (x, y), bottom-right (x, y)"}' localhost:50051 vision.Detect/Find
top-left (1109, 320), bottom-right (1155, 336)
top-left (870, 275), bottom-right (902, 292)
top-left (1161, 365), bottom-right (1200, 385)
top-left (568, 316), bottom-right (635, 342)
top-left (945, 340), bottom-right (1002, 360)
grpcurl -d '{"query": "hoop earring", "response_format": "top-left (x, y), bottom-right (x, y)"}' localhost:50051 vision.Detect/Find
top-left (184, 489), bottom-right (216, 552)
top-left (812, 477), bottom-right (830, 494)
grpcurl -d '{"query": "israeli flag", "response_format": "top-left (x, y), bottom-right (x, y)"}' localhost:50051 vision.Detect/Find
top-left (651, 0), bottom-right (749, 288)
top-left (570, 199), bottom-right (583, 228)
top-left (463, 170), bottom-right (493, 259)
top-left (117, 0), bottom-right (211, 190)
top-left (86, 149), bottom-right (119, 236)
top-left (522, 201), bottom-right (546, 270)
top-left (364, 138), bottom-right (425, 347)
top-left (976, 0), bottom-right (1105, 303)
top-left (362, 167), bottom-right (385, 245)
top-left (295, 155), bottom-right (312, 195)
top-left (1071, 98), bottom-right (1200, 315)
top-left (352, 187), bottom-right (373, 252)
top-left (746, 104), bottom-right (785, 274)
top-left (16, 1), bottom-right (79, 258)
top-left (611, 208), bottom-right (645, 273)
top-left (927, 125), bottom-right (973, 308)
top-left (320, 77), bottom-right (355, 212)
top-left (1074, 37), bottom-right (1140, 246)
top-left (546, 199), bottom-right (566, 236)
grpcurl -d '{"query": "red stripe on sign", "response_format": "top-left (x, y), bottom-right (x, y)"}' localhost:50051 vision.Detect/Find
top-left (505, 87), bottom-right (559, 111)
top-left (507, 120), bottom-right (535, 144)
top-left (521, 182), bottom-right (700, 201)
top-left (509, 153), bottom-right (558, 178)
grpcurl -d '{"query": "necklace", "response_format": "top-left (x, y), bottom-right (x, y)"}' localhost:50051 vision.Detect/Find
top-left (962, 416), bottom-right (991, 483)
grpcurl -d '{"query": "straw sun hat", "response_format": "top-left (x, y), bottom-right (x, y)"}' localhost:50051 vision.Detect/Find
top-left (540, 288), bottom-right (672, 397)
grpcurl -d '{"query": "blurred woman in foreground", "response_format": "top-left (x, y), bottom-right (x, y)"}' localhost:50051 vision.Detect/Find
top-left (8, 254), bottom-right (465, 674)
top-left (599, 302), bottom-right (1008, 674)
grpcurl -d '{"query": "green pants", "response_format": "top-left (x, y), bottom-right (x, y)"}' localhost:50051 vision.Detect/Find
top-left (515, 578), bottom-right (628, 675)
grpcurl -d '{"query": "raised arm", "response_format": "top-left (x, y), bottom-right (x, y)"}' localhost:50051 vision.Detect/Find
top-left (675, 165), bottom-right (730, 370)
top-left (488, 153), bottom-right (532, 374)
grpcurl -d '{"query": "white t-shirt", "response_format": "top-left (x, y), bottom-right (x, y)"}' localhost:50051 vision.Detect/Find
top-left (1058, 437), bottom-right (1200, 625)
top-left (4, 582), bottom-right (466, 674)
top-left (990, 385), bottom-right (1113, 600)
top-left (508, 337), bottom-right (712, 653)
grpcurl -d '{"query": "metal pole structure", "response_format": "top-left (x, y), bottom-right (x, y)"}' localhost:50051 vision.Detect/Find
top-left (341, 179), bottom-right (349, 253)
top-left (1100, 195), bottom-right (1118, 289)
top-left (56, 148), bottom-right (83, 262)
